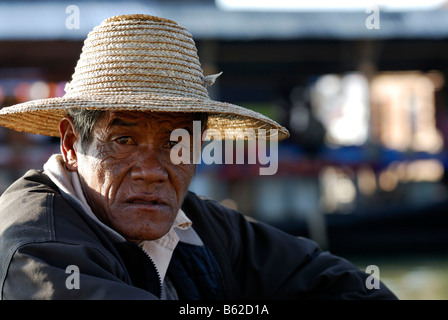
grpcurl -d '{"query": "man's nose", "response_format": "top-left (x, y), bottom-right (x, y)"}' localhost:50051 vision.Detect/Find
top-left (130, 151), bottom-right (169, 184)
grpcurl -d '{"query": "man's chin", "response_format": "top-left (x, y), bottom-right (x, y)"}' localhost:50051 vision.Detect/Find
top-left (110, 210), bottom-right (176, 241)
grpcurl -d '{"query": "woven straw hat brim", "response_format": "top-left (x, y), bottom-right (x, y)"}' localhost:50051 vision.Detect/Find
top-left (0, 14), bottom-right (290, 141)
top-left (0, 94), bottom-right (290, 141)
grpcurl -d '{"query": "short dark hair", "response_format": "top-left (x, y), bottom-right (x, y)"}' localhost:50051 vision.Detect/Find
top-left (67, 109), bottom-right (209, 146)
top-left (67, 109), bottom-right (105, 145)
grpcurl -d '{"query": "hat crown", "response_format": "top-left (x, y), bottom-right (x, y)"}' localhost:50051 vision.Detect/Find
top-left (64, 14), bottom-right (210, 100)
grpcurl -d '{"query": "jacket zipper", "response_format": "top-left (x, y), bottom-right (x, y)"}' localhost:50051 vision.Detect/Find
top-left (135, 242), bottom-right (164, 299)
top-left (142, 246), bottom-right (163, 299)
top-left (208, 249), bottom-right (226, 299)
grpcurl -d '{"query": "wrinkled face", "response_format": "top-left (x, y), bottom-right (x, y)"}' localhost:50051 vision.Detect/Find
top-left (60, 111), bottom-right (198, 241)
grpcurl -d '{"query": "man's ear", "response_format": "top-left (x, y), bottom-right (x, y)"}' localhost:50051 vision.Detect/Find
top-left (59, 115), bottom-right (79, 172)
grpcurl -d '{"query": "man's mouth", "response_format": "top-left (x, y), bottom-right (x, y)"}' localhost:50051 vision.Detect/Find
top-left (125, 195), bottom-right (169, 207)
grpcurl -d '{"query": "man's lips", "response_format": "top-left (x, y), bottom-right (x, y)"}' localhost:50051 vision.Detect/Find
top-left (124, 195), bottom-right (170, 207)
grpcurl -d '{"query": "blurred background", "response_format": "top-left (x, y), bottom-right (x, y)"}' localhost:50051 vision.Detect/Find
top-left (1, 0), bottom-right (448, 299)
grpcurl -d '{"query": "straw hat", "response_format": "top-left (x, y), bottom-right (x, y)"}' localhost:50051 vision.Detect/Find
top-left (0, 14), bottom-right (289, 141)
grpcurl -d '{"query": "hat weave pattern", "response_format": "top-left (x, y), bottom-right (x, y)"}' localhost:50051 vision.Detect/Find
top-left (0, 14), bottom-right (290, 141)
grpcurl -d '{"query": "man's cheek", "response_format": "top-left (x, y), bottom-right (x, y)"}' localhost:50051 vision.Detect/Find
top-left (173, 166), bottom-right (196, 195)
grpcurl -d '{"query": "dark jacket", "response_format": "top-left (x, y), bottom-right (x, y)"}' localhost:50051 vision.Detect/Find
top-left (0, 170), bottom-right (397, 300)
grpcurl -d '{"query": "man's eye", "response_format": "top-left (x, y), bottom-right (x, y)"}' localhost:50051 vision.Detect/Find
top-left (167, 140), bottom-right (179, 148)
top-left (115, 136), bottom-right (134, 145)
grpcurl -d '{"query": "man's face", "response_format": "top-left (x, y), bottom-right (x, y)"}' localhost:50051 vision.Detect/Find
top-left (61, 111), bottom-right (198, 241)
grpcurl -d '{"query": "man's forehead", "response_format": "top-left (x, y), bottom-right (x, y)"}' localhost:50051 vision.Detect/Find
top-left (105, 111), bottom-right (196, 126)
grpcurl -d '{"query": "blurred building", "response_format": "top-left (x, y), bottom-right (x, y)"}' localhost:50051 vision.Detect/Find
top-left (2, 0), bottom-right (448, 255)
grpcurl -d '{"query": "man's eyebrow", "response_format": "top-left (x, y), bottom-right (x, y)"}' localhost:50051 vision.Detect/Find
top-left (163, 125), bottom-right (193, 135)
top-left (108, 118), bottom-right (138, 128)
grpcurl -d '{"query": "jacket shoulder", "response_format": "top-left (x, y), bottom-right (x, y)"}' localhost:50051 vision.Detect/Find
top-left (0, 170), bottom-right (60, 241)
top-left (181, 191), bottom-right (243, 241)
top-left (2, 169), bottom-right (59, 195)
top-left (0, 169), bottom-right (112, 248)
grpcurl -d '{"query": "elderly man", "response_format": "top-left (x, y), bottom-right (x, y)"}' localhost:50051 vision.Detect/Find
top-left (0, 14), bottom-right (397, 300)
